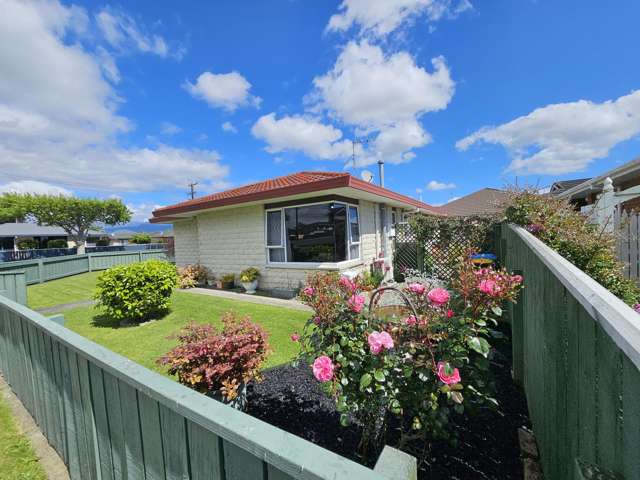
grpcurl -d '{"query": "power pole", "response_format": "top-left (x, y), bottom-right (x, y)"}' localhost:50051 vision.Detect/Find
top-left (188, 182), bottom-right (198, 199)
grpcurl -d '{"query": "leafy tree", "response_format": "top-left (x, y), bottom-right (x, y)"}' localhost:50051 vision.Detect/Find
top-left (0, 193), bottom-right (131, 252)
top-left (0, 194), bottom-right (28, 223)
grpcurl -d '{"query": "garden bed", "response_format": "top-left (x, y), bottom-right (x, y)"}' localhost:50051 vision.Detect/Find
top-left (247, 323), bottom-right (530, 480)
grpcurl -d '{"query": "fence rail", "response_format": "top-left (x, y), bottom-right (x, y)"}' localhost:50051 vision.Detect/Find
top-left (0, 289), bottom-right (408, 480)
top-left (1, 243), bottom-right (166, 263)
top-left (0, 250), bottom-right (168, 286)
top-left (497, 223), bottom-right (640, 480)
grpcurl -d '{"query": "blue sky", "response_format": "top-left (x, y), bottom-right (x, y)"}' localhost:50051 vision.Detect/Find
top-left (1, 0), bottom-right (639, 225)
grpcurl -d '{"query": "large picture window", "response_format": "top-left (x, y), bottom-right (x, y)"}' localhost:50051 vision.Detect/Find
top-left (266, 201), bottom-right (361, 264)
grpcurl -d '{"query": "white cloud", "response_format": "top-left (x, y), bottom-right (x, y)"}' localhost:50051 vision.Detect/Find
top-left (160, 121), bottom-right (182, 135)
top-left (327, 0), bottom-right (473, 39)
top-left (96, 6), bottom-right (177, 58)
top-left (426, 180), bottom-right (456, 191)
top-left (184, 71), bottom-right (261, 111)
top-left (456, 90), bottom-right (640, 175)
top-left (126, 202), bottom-right (163, 223)
top-left (221, 121), bottom-right (238, 133)
top-left (306, 41), bottom-right (454, 165)
top-left (96, 46), bottom-right (120, 83)
top-left (312, 42), bottom-right (454, 129)
top-left (0, 0), bottom-right (230, 193)
top-left (0, 180), bottom-right (73, 196)
top-left (251, 113), bottom-right (353, 160)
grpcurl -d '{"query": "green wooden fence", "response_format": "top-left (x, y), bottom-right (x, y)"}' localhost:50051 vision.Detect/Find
top-left (497, 224), bottom-right (640, 480)
top-left (0, 286), bottom-right (413, 480)
top-left (0, 270), bottom-right (27, 304)
top-left (0, 250), bottom-right (168, 285)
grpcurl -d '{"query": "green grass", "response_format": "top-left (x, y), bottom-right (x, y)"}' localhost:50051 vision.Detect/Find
top-left (0, 395), bottom-right (46, 480)
top-left (27, 271), bottom-right (307, 373)
top-left (27, 271), bottom-right (101, 310)
top-left (62, 291), bottom-right (306, 372)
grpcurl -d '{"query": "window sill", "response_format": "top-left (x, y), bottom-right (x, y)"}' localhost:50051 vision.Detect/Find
top-left (266, 259), bottom-right (364, 271)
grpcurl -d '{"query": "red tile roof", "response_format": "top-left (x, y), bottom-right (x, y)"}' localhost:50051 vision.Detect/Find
top-left (151, 171), bottom-right (441, 221)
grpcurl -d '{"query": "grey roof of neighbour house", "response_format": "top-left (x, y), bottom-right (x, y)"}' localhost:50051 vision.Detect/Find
top-left (0, 222), bottom-right (104, 238)
top-left (549, 178), bottom-right (592, 196)
top-left (438, 188), bottom-right (509, 217)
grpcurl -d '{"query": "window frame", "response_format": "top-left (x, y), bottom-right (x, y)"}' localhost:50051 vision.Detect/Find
top-left (265, 200), bottom-right (362, 266)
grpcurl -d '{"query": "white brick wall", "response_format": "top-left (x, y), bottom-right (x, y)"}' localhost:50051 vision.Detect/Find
top-left (172, 200), bottom-right (390, 295)
top-left (173, 219), bottom-right (199, 266)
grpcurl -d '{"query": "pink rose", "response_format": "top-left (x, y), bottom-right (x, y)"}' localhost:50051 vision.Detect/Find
top-left (634, 304), bottom-right (640, 314)
top-left (405, 315), bottom-right (417, 326)
top-left (427, 288), bottom-right (450, 305)
top-left (446, 309), bottom-right (454, 318)
top-left (339, 276), bottom-right (356, 292)
top-left (408, 283), bottom-right (426, 295)
top-left (312, 356), bottom-right (335, 382)
top-left (302, 286), bottom-right (315, 296)
top-left (437, 361), bottom-right (461, 385)
top-left (347, 294), bottom-right (366, 313)
top-left (290, 333), bottom-right (300, 342)
top-left (368, 331), bottom-right (394, 355)
top-left (512, 274), bottom-right (523, 284)
top-left (478, 279), bottom-right (501, 297)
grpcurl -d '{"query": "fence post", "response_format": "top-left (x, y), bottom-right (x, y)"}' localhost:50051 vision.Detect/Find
top-left (37, 259), bottom-right (45, 283)
top-left (88, 253), bottom-right (93, 272)
top-left (374, 446), bottom-right (417, 480)
top-left (138, 251), bottom-right (143, 262)
top-left (48, 314), bottom-right (65, 326)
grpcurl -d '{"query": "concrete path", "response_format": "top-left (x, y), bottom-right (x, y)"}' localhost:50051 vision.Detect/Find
top-left (0, 375), bottom-right (70, 480)
top-left (184, 287), bottom-right (312, 312)
top-left (36, 299), bottom-right (96, 314)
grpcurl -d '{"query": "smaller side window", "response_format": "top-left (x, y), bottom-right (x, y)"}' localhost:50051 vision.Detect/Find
top-left (266, 210), bottom-right (285, 262)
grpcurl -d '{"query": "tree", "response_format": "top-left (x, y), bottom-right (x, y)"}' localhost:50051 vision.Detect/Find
top-left (0, 194), bottom-right (131, 252)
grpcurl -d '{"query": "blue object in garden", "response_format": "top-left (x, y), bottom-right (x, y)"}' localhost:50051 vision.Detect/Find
top-left (470, 253), bottom-right (497, 266)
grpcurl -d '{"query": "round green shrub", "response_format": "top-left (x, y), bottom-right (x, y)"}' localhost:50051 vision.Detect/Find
top-left (46, 239), bottom-right (68, 249)
top-left (16, 238), bottom-right (38, 250)
top-left (95, 260), bottom-right (178, 323)
top-left (130, 233), bottom-right (152, 244)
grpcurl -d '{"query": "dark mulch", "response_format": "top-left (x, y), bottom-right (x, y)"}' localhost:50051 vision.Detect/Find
top-left (246, 324), bottom-right (530, 480)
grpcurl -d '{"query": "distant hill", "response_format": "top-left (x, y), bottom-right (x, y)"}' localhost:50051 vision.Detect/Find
top-left (103, 223), bottom-right (172, 234)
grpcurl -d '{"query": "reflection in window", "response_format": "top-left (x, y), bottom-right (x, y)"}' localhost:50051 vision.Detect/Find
top-left (266, 202), bottom-right (360, 263)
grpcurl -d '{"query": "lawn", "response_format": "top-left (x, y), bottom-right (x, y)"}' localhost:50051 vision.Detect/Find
top-left (27, 271), bottom-right (101, 310)
top-left (28, 272), bottom-right (308, 373)
top-left (0, 394), bottom-right (46, 480)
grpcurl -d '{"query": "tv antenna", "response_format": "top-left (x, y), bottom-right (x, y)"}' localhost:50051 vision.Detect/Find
top-left (188, 181), bottom-right (198, 199)
top-left (351, 137), bottom-right (370, 168)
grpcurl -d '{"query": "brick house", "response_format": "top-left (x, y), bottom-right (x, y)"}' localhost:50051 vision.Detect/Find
top-left (150, 171), bottom-right (441, 297)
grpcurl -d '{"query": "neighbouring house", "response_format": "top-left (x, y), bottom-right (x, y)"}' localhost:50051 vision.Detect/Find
top-left (438, 188), bottom-right (509, 217)
top-left (554, 156), bottom-right (640, 229)
top-left (548, 178), bottom-right (592, 197)
top-left (109, 229), bottom-right (174, 246)
top-left (0, 222), bottom-right (106, 250)
top-left (150, 171), bottom-right (441, 297)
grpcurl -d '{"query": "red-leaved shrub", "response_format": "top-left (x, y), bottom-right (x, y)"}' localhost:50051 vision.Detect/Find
top-left (158, 312), bottom-right (270, 401)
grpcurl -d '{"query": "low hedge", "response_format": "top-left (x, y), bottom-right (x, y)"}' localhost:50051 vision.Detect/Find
top-left (95, 260), bottom-right (178, 323)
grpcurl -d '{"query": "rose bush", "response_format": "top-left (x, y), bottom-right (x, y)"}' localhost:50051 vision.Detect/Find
top-left (297, 260), bottom-right (523, 456)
